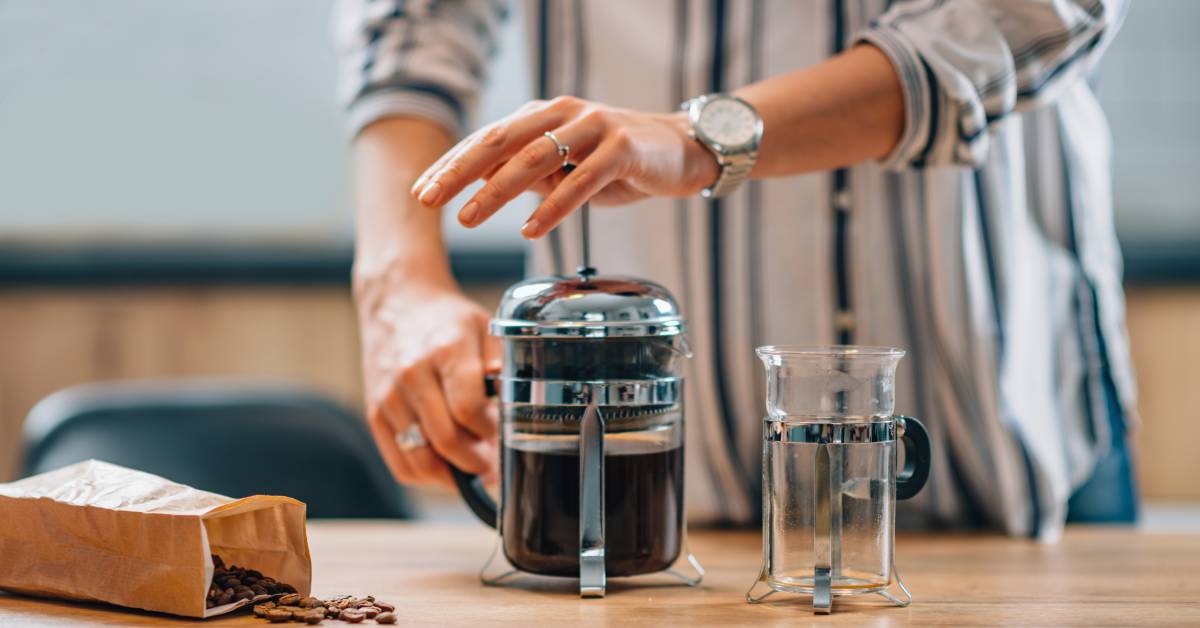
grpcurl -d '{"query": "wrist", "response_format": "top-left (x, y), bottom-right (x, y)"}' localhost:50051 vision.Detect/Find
top-left (668, 112), bottom-right (721, 195)
top-left (352, 254), bottom-right (459, 315)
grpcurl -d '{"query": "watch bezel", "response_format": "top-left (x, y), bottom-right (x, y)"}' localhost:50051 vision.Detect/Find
top-left (685, 94), bottom-right (763, 156)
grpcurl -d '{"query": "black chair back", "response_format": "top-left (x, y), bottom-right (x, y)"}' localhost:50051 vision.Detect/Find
top-left (22, 379), bottom-right (411, 519)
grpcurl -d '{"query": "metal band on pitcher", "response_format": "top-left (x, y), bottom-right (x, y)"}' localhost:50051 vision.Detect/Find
top-left (764, 420), bottom-right (897, 444)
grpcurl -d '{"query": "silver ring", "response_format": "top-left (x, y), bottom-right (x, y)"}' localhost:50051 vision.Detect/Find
top-left (544, 131), bottom-right (569, 166)
top-left (395, 424), bottom-right (428, 452)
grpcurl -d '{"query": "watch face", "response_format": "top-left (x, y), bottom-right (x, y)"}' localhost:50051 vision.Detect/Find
top-left (697, 97), bottom-right (759, 148)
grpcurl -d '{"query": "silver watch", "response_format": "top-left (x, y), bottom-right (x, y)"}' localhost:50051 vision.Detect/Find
top-left (681, 94), bottom-right (763, 199)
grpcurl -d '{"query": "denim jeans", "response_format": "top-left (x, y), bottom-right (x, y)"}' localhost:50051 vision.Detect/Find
top-left (1065, 374), bottom-right (1140, 523)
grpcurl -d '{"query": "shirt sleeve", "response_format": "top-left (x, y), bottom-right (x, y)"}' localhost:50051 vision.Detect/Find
top-left (333, 0), bottom-right (507, 139)
top-left (854, 0), bottom-right (1128, 169)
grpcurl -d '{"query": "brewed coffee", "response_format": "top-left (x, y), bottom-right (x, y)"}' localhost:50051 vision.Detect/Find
top-left (501, 440), bottom-right (683, 577)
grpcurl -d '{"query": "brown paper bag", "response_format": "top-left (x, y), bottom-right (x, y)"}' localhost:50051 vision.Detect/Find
top-left (0, 459), bottom-right (311, 618)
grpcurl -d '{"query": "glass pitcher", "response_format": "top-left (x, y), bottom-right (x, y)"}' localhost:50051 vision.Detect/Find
top-left (746, 346), bottom-right (931, 613)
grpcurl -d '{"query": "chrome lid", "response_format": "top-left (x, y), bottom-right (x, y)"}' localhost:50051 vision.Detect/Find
top-left (491, 275), bottom-right (685, 337)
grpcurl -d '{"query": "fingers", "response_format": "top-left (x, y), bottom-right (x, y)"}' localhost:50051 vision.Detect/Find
top-left (367, 386), bottom-right (456, 489)
top-left (400, 362), bottom-right (493, 474)
top-left (369, 400), bottom-right (451, 487)
top-left (521, 140), bottom-right (623, 239)
top-left (399, 442), bottom-right (455, 488)
top-left (413, 97), bottom-right (585, 207)
top-left (458, 118), bottom-right (603, 228)
top-left (410, 136), bottom-right (472, 201)
top-left (435, 329), bottom-right (498, 440)
top-left (481, 332), bottom-right (503, 374)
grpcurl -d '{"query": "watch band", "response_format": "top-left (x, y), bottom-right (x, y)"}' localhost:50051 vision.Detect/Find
top-left (703, 152), bottom-right (757, 199)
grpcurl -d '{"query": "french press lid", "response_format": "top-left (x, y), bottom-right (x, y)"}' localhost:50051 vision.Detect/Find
top-left (490, 275), bottom-right (685, 338)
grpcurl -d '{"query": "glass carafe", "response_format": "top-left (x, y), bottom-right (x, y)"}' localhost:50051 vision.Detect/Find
top-left (746, 346), bottom-right (931, 613)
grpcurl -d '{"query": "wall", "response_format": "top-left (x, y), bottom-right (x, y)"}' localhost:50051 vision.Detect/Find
top-left (1, 0), bottom-right (1198, 251)
top-left (1125, 286), bottom-right (1200, 501)
top-left (0, 0), bottom-right (534, 249)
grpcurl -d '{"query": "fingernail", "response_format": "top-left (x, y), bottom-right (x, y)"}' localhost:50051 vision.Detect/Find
top-left (410, 176), bottom-right (426, 195)
top-left (419, 181), bottom-right (443, 205)
top-left (521, 218), bottom-right (541, 239)
top-left (459, 201), bottom-right (479, 225)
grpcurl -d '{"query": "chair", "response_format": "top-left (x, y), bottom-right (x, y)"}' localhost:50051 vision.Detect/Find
top-left (21, 379), bottom-right (412, 519)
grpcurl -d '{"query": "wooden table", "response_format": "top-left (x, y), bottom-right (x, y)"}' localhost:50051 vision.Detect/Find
top-left (1, 522), bottom-right (1198, 626)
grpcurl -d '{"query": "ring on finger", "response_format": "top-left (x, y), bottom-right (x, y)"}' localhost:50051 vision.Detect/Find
top-left (544, 131), bottom-right (570, 167)
top-left (395, 424), bottom-right (428, 452)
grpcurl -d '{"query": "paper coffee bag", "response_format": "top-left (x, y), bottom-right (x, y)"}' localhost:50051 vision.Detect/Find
top-left (0, 460), bottom-right (310, 618)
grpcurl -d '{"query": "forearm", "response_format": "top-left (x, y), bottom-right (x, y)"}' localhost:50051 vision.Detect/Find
top-left (352, 116), bottom-right (457, 298)
top-left (737, 44), bottom-right (904, 178)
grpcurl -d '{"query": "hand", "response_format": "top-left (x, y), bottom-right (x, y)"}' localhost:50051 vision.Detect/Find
top-left (409, 96), bottom-right (719, 239)
top-left (354, 272), bottom-right (501, 488)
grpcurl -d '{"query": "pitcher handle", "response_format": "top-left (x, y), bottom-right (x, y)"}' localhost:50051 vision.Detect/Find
top-left (451, 375), bottom-right (501, 528)
top-left (895, 416), bottom-right (931, 500)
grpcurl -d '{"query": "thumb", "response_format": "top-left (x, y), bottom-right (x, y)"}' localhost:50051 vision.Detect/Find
top-left (481, 322), bottom-right (502, 374)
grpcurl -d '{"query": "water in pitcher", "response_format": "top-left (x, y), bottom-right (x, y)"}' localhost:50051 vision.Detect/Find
top-left (763, 415), bottom-right (895, 593)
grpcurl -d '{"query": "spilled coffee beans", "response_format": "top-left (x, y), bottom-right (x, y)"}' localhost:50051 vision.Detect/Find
top-left (252, 594), bottom-right (401, 625)
top-left (208, 555), bottom-right (398, 624)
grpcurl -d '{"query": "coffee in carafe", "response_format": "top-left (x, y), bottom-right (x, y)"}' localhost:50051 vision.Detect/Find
top-left (503, 422), bottom-right (684, 577)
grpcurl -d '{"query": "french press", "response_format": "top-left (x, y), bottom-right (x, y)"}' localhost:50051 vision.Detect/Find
top-left (452, 198), bottom-right (703, 598)
top-left (746, 346), bottom-right (931, 613)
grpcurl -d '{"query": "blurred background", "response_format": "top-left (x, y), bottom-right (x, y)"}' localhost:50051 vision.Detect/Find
top-left (1, 1), bottom-right (1197, 519)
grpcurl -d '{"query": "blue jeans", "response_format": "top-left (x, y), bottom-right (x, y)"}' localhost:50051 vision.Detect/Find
top-left (1065, 374), bottom-right (1139, 523)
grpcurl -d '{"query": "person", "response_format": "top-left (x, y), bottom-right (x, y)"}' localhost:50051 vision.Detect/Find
top-left (334, 0), bottom-right (1138, 539)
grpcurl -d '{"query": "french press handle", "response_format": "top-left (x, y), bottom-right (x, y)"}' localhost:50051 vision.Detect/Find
top-left (450, 376), bottom-right (500, 528)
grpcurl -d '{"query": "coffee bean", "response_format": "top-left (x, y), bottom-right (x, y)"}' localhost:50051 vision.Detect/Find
top-left (253, 605), bottom-right (270, 618)
top-left (299, 597), bottom-right (322, 609)
top-left (217, 590), bottom-right (234, 606)
top-left (326, 608), bottom-right (341, 619)
top-left (375, 602), bottom-right (395, 613)
top-left (362, 607), bottom-right (380, 619)
top-left (278, 593), bottom-right (301, 606)
top-left (212, 554), bottom-right (226, 570)
top-left (341, 609), bottom-right (365, 623)
top-left (376, 612), bottom-right (397, 625)
top-left (266, 608), bottom-right (292, 623)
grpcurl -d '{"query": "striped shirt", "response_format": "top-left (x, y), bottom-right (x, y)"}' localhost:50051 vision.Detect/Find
top-left (334, 0), bottom-right (1136, 540)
